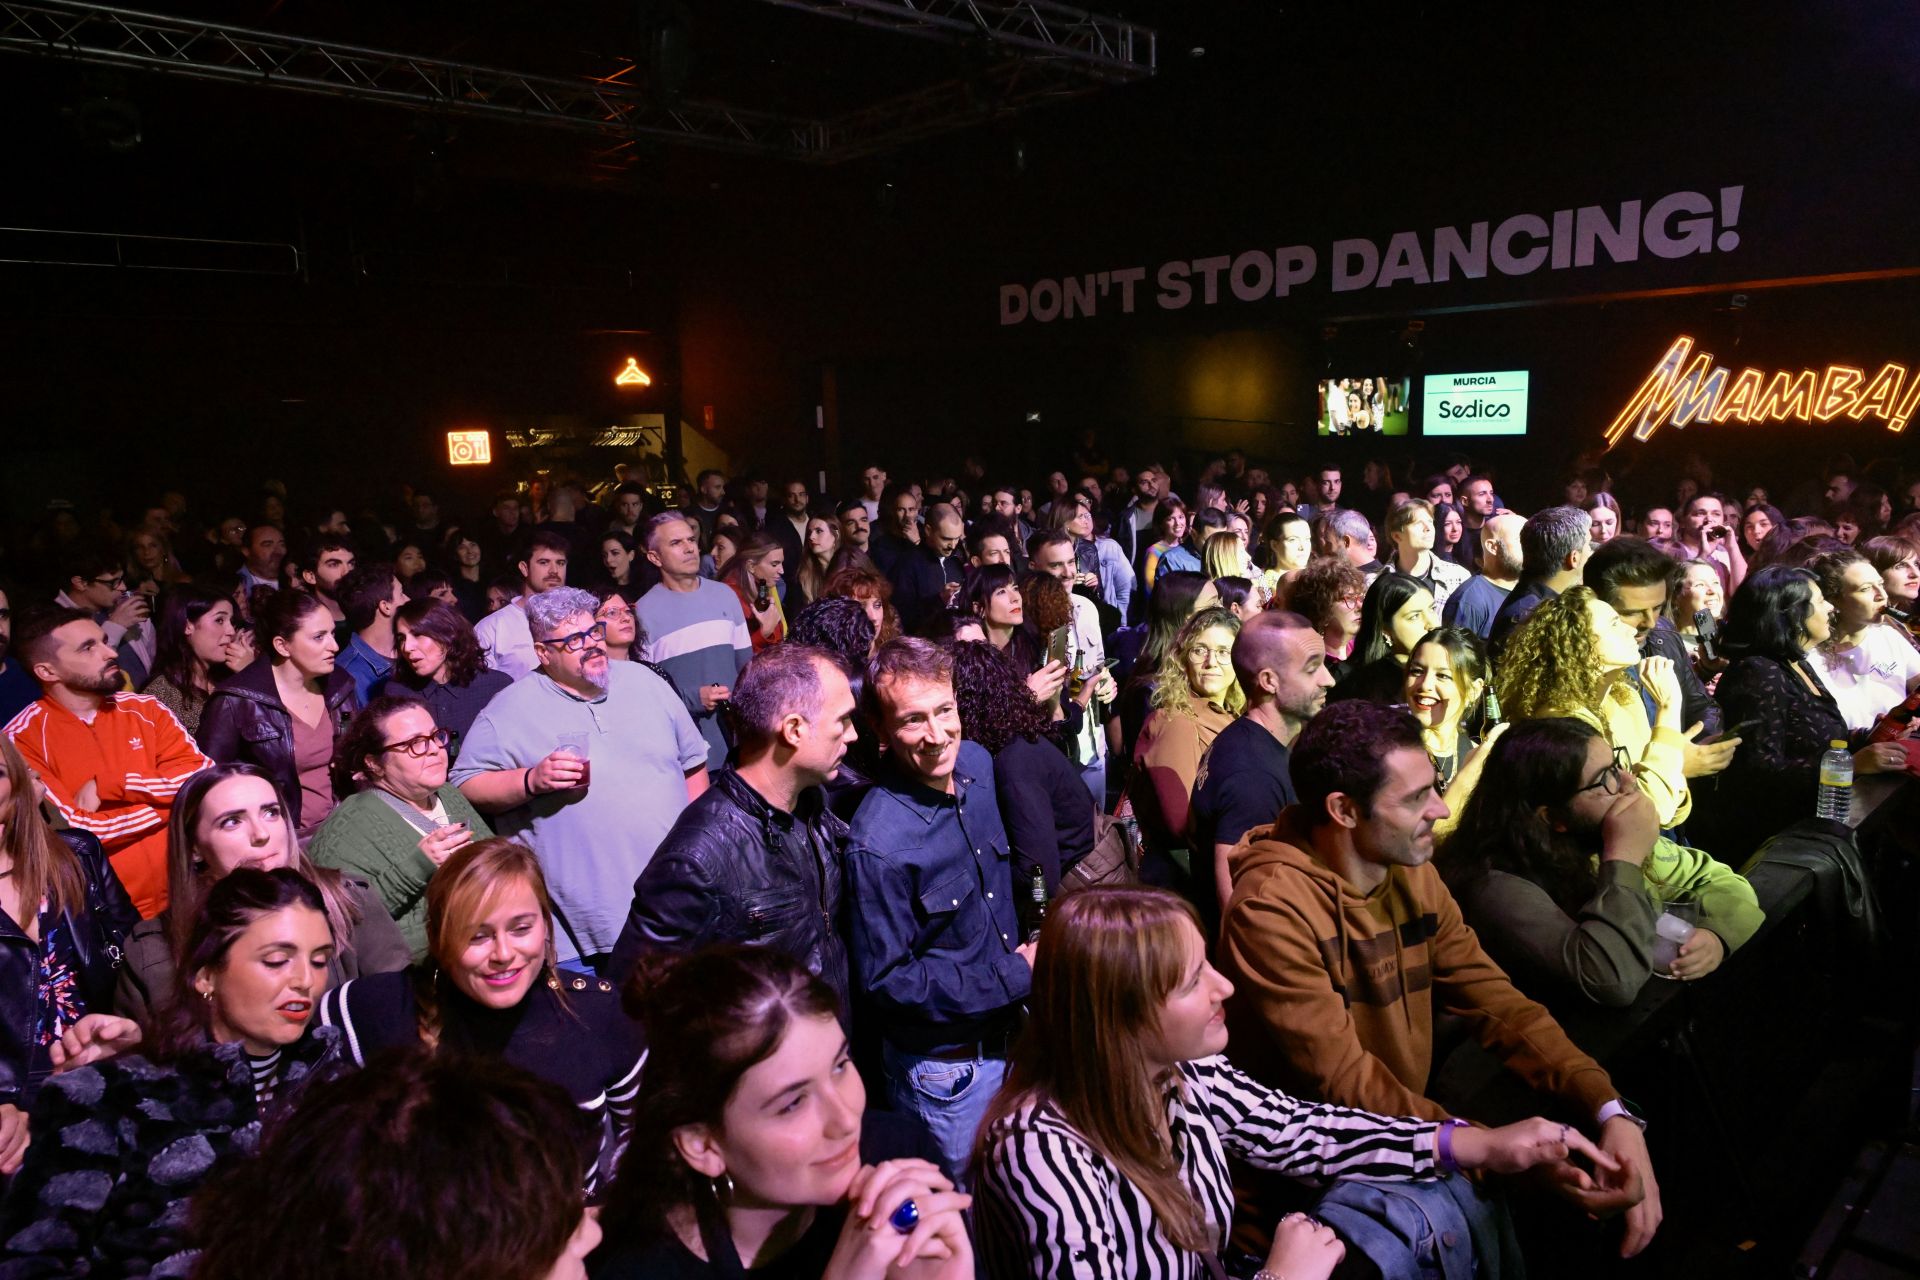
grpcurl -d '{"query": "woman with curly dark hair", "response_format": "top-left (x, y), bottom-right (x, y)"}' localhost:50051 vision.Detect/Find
top-left (379, 598), bottom-right (513, 764)
top-left (949, 641), bottom-right (1093, 893)
top-left (1283, 555), bottom-right (1366, 684)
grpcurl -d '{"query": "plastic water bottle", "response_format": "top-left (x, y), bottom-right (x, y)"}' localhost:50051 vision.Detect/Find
top-left (1815, 740), bottom-right (1854, 821)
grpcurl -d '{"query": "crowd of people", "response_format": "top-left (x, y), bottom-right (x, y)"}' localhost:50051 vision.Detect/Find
top-left (0, 438), bottom-right (1914, 1278)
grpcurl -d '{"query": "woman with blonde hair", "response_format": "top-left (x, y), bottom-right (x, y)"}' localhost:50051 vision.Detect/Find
top-left (975, 886), bottom-right (1615, 1279)
top-left (1496, 586), bottom-right (1693, 829)
top-left (317, 837), bottom-right (644, 1192)
top-left (1129, 608), bottom-right (1245, 892)
top-left (1201, 528), bottom-right (1253, 587)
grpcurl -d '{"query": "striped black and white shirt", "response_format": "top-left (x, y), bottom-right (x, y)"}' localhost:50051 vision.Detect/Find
top-left (976, 1054), bottom-right (1439, 1279)
top-left (245, 1048), bottom-right (283, 1108)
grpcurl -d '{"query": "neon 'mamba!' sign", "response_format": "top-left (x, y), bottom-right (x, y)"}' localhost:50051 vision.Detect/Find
top-left (1605, 336), bottom-right (1920, 447)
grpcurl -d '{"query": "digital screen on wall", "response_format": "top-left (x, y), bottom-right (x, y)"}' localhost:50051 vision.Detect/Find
top-left (1317, 376), bottom-right (1410, 436)
top-left (1421, 370), bottom-right (1531, 436)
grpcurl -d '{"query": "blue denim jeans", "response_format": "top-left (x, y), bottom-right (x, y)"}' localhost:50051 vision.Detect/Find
top-left (881, 1041), bottom-right (1008, 1189)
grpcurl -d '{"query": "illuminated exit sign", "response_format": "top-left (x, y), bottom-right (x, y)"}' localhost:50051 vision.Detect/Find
top-left (446, 430), bottom-right (492, 465)
top-left (1607, 336), bottom-right (1920, 446)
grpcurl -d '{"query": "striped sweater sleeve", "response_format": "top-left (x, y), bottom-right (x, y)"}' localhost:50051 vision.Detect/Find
top-left (978, 1113), bottom-right (1138, 1279)
top-left (6, 704), bottom-right (162, 844)
top-left (1188, 1055), bottom-right (1437, 1180)
top-left (113, 697), bottom-right (214, 804)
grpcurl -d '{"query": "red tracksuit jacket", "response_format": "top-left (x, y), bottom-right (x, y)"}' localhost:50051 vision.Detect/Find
top-left (5, 693), bottom-right (212, 918)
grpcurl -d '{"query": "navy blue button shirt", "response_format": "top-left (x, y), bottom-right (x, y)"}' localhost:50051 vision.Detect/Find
top-left (846, 740), bottom-right (1029, 1052)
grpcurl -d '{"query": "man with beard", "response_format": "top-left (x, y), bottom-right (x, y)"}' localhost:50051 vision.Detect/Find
top-left (452, 587), bottom-right (709, 976)
top-left (636, 513), bottom-right (754, 772)
top-left (4, 608), bottom-right (212, 916)
top-left (298, 534), bottom-right (356, 626)
top-left (1443, 512), bottom-right (1527, 639)
top-left (1220, 700), bottom-right (1663, 1261)
top-left (473, 530), bottom-right (572, 681)
top-left (1188, 611), bottom-right (1336, 936)
top-left (608, 644), bottom-right (861, 1002)
top-left (0, 586), bottom-right (35, 726)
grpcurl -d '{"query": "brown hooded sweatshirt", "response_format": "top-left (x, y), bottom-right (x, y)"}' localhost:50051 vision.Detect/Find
top-left (1219, 807), bottom-right (1617, 1122)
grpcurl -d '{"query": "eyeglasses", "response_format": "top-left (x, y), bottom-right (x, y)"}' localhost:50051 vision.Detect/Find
top-left (381, 728), bottom-right (450, 757)
top-left (1185, 643), bottom-right (1234, 666)
top-left (90, 574), bottom-right (127, 589)
top-left (597, 604), bottom-right (634, 621)
top-left (1339, 593), bottom-right (1366, 607)
top-left (538, 621), bottom-right (607, 653)
top-left (1574, 745), bottom-right (1634, 796)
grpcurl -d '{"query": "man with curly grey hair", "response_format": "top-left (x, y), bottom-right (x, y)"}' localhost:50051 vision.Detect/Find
top-left (451, 585), bottom-right (711, 976)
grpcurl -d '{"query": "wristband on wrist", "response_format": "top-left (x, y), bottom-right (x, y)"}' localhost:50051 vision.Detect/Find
top-left (1436, 1118), bottom-right (1469, 1173)
top-left (523, 766), bottom-right (537, 797)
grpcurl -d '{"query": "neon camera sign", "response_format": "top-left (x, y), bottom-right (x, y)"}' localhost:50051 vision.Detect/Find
top-left (1606, 335), bottom-right (1920, 447)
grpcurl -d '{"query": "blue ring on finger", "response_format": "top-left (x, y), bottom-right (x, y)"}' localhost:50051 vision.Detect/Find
top-left (889, 1198), bottom-right (920, 1235)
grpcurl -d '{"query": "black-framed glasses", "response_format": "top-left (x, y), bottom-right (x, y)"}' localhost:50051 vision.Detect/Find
top-left (90, 574), bottom-right (127, 588)
top-left (381, 728), bottom-right (450, 757)
top-left (1574, 745), bottom-right (1634, 796)
top-left (538, 621), bottom-right (607, 653)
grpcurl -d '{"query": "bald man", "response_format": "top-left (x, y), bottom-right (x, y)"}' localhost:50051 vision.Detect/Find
top-left (1189, 611), bottom-right (1337, 936)
top-left (1442, 511), bottom-right (1526, 638)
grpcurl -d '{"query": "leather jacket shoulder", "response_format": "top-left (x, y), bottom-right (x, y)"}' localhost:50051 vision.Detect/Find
top-left (200, 664), bottom-right (359, 828)
top-left (610, 768), bottom-right (849, 1004)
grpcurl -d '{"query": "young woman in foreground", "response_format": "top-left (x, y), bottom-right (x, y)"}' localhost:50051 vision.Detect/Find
top-left (973, 886), bottom-right (1613, 1280)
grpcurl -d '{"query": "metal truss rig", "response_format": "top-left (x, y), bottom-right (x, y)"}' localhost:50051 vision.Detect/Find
top-left (756, 0), bottom-right (1155, 83)
top-left (0, 0), bottom-right (1157, 162)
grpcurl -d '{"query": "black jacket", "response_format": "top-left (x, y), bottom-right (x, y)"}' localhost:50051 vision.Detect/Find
top-left (608, 768), bottom-right (849, 1006)
top-left (0, 830), bottom-right (139, 1108)
top-left (1643, 618), bottom-right (1723, 736)
top-left (198, 658), bottom-right (361, 829)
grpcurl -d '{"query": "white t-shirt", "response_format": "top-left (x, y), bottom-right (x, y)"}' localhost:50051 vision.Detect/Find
top-left (473, 598), bottom-right (537, 681)
top-left (1809, 624), bottom-right (1920, 731)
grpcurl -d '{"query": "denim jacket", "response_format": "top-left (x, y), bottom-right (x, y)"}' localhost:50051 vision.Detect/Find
top-left (846, 741), bottom-right (1029, 1053)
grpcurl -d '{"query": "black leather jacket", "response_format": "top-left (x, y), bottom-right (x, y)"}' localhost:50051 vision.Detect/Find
top-left (198, 659), bottom-right (360, 829)
top-left (608, 768), bottom-right (849, 1006)
top-left (0, 829), bottom-right (140, 1107)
